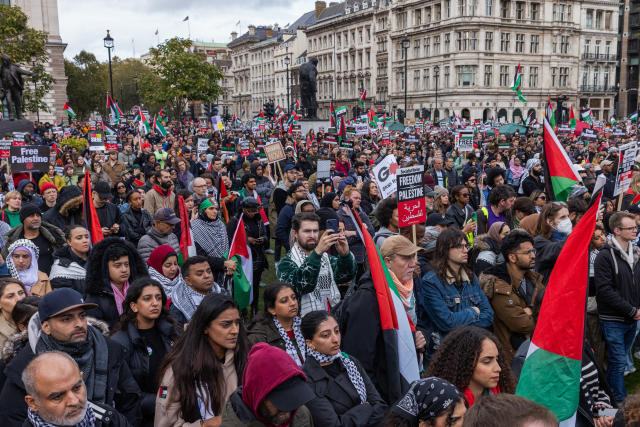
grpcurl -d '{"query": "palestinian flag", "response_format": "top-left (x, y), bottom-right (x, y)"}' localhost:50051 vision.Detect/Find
top-left (82, 171), bottom-right (104, 244)
top-left (274, 105), bottom-right (285, 121)
top-left (517, 192), bottom-right (602, 424)
top-left (138, 108), bottom-right (151, 134)
top-left (335, 106), bottom-right (347, 118)
top-left (101, 120), bottom-right (115, 136)
top-left (338, 116), bottom-right (347, 143)
top-left (295, 99), bottom-right (300, 110)
top-left (154, 114), bottom-right (168, 136)
top-left (228, 214), bottom-right (253, 310)
top-left (510, 63), bottom-right (527, 102)
top-left (359, 89), bottom-right (366, 108)
top-left (57, 116), bottom-right (64, 126)
top-left (545, 99), bottom-right (556, 129)
top-left (349, 206), bottom-right (420, 400)
top-left (106, 93), bottom-right (120, 124)
top-left (542, 116), bottom-right (582, 202)
top-left (523, 111), bottom-right (535, 127)
top-left (631, 110), bottom-right (638, 122)
top-left (287, 111), bottom-right (297, 126)
top-left (62, 102), bottom-right (76, 119)
top-left (581, 108), bottom-right (593, 124)
top-left (330, 102), bottom-right (336, 127)
top-left (569, 106), bottom-right (577, 128)
top-left (610, 116), bottom-right (617, 126)
top-left (177, 195), bottom-right (191, 265)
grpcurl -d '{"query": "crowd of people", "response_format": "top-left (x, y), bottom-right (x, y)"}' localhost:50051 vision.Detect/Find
top-left (1, 117), bottom-right (640, 426)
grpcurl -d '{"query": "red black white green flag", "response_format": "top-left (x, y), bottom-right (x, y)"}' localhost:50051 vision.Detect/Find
top-left (82, 171), bottom-right (104, 244)
top-left (542, 116), bottom-right (582, 202)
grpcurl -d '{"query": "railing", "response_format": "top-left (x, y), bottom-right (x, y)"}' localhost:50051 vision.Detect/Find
top-left (579, 85), bottom-right (617, 92)
top-left (581, 53), bottom-right (617, 61)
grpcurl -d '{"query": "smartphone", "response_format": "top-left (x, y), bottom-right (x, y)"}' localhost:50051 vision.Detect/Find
top-left (598, 408), bottom-right (617, 417)
top-left (326, 219), bottom-right (339, 234)
top-left (471, 212), bottom-right (477, 222)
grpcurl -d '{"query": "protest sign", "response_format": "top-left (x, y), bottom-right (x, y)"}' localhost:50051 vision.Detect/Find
top-left (397, 165), bottom-right (426, 228)
top-left (324, 134), bottom-right (337, 144)
top-left (264, 141), bottom-right (286, 163)
top-left (10, 146), bottom-right (49, 173)
top-left (0, 140), bottom-right (10, 158)
top-left (373, 154), bottom-right (399, 199)
top-left (614, 142), bottom-right (638, 196)
top-left (12, 132), bottom-right (26, 147)
top-left (457, 129), bottom-right (474, 152)
top-left (355, 123), bottom-right (369, 135)
top-left (340, 139), bottom-right (354, 151)
top-left (380, 132), bottom-right (391, 146)
top-left (54, 166), bottom-right (64, 176)
top-left (221, 139), bottom-right (235, 152)
top-left (197, 138), bottom-right (209, 155)
top-left (105, 135), bottom-right (118, 151)
top-left (240, 140), bottom-right (250, 158)
top-left (88, 131), bottom-right (104, 151)
top-left (317, 160), bottom-right (331, 179)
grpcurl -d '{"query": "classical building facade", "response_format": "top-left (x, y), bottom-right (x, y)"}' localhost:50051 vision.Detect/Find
top-left (9, 0), bottom-right (67, 123)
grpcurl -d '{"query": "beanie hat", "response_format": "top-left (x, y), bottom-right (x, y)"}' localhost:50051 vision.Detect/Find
top-left (39, 182), bottom-right (58, 194)
top-left (20, 204), bottom-right (41, 222)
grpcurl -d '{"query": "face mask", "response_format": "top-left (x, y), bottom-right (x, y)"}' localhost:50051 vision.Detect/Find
top-left (475, 153), bottom-right (481, 158)
top-left (556, 218), bottom-right (573, 235)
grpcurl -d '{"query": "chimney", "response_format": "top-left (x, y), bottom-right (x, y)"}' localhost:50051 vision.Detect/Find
top-left (274, 23), bottom-right (280, 31)
top-left (248, 25), bottom-right (256, 36)
top-left (266, 26), bottom-right (273, 38)
top-left (231, 31), bottom-right (238, 40)
top-left (315, 1), bottom-right (327, 18)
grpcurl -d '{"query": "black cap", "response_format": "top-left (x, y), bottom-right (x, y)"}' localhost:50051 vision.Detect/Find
top-left (240, 196), bottom-right (261, 209)
top-left (267, 376), bottom-right (315, 411)
top-left (629, 204), bottom-right (640, 215)
top-left (426, 213), bottom-right (454, 227)
top-left (154, 208), bottom-right (181, 225)
top-left (19, 204), bottom-right (41, 222)
top-left (38, 288), bottom-right (98, 322)
top-left (94, 181), bottom-right (112, 199)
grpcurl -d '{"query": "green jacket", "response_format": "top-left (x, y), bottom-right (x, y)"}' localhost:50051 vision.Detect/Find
top-left (276, 250), bottom-right (357, 297)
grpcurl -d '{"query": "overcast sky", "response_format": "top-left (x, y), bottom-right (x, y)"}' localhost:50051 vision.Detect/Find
top-left (58, 0), bottom-right (311, 61)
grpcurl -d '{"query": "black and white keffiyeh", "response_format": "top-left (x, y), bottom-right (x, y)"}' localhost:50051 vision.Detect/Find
top-left (27, 405), bottom-right (95, 427)
top-left (191, 213), bottom-right (229, 259)
top-left (391, 377), bottom-right (462, 422)
top-left (171, 279), bottom-right (222, 321)
top-left (307, 347), bottom-right (366, 404)
top-left (148, 265), bottom-right (186, 299)
top-left (273, 315), bottom-right (306, 367)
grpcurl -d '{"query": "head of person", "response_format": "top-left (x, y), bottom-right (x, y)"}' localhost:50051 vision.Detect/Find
top-left (92, 182), bottom-right (112, 207)
top-left (160, 293), bottom-right (248, 416)
top-left (240, 197), bottom-right (261, 219)
top-left (114, 277), bottom-right (174, 334)
top-left (3, 190), bottom-right (21, 212)
top-left (529, 160), bottom-right (543, 178)
top-left (39, 288), bottom-right (98, 343)
top-left (283, 164), bottom-right (298, 183)
top-left (433, 186), bottom-right (449, 209)
top-left (487, 185), bottom-right (516, 213)
top-left (64, 225), bottom-right (90, 259)
top-left (288, 181), bottom-right (307, 203)
top-left (501, 230), bottom-right (535, 271)
top-left (450, 185), bottom-right (471, 207)
top-left (114, 181), bottom-right (127, 195)
top-left (198, 197), bottom-right (220, 221)
top-left (153, 208), bottom-right (180, 235)
top-left (291, 212), bottom-right (321, 252)
top-left (600, 158), bottom-right (615, 174)
top-left (535, 202), bottom-right (571, 239)
top-left (192, 177), bottom-right (207, 197)
top-left (463, 172), bottom-right (477, 190)
top-left (23, 351), bottom-right (89, 426)
top-left (375, 198), bottom-right (399, 231)
top-left (182, 255), bottom-right (215, 294)
top-left (426, 325), bottom-right (516, 397)
top-left (40, 183), bottom-right (58, 206)
top-left (301, 310), bottom-right (341, 357)
top-left (12, 295), bottom-right (40, 332)
top-left (461, 394), bottom-right (557, 427)
top-left (513, 197), bottom-right (536, 220)
top-left (263, 282), bottom-right (298, 321)
top-left (362, 181), bottom-right (379, 200)
top-left (610, 211), bottom-right (638, 244)
top-left (156, 170), bottom-right (172, 190)
top-left (242, 173), bottom-right (257, 191)
top-left (590, 224), bottom-right (606, 252)
top-left (485, 167), bottom-right (505, 188)
top-left (342, 187), bottom-right (362, 209)
top-left (147, 245), bottom-right (179, 280)
top-left (126, 189), bottom-right (143, 211)
top-left (431, 229), bottom-right (472, 282)
top-left (20, 204), bottom-right (42, 231)
top-left (567, 196), bottom-right (588, 225)
top-left (320, 192), bottom-right (340, 210)
top-left (0, 278), bottom-right (26, 323)
top-left (529, 190), bottom-right (546, 208)
top-left (381, 235), bottom-right (421, 282)
top-left (433, 157), bottom-right (443, 171)
top-left (386, 377), bottom-right (467, 427)
top-left (487, 221), bottom-right (510, 245)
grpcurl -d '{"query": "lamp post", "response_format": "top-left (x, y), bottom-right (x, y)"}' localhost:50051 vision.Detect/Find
top-left (32, 61), bottom-right (39, 122)
top-left (104, 30), bottom-right (115, 99)
top-left (402, 36), bottom-right (410, 124)
top-left (434, 65), bottom-right (440, 121)
top-left (284, 55), bottom-right (291, 114)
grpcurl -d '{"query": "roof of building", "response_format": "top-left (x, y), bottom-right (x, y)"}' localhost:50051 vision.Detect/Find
top-left (316, 2), bottom-right (346, 23)
top-left (193, 41), bottom-right (228, 48)
top-left (288, 10), bottom-right (318, 31)
top-left (228, 26), bottom-right (284, 48)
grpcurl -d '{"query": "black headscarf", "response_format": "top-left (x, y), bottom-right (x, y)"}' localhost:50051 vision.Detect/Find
top-left (320, 191), bottom-right (338, 209)
top-left (391, 377), bottom-right (463, 423)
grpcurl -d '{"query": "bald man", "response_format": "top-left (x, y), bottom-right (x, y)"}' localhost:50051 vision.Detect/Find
top-left (23, 351), bottom-right (129, 426)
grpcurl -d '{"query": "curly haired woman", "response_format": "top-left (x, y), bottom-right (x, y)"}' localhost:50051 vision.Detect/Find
top-left (425, 325), bottom-right (516, 407)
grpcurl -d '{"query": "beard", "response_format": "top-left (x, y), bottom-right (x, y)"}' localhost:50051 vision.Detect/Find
top-left (298, 239), bottom-right (316, 252)
top-left (161, 180), bottom-right (172, 189)
top-left (39, 402), bottom-right (87, 425)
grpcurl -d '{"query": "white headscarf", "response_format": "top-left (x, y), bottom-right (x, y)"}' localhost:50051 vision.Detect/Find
top-left (6, 239), bottom-right (39, 291)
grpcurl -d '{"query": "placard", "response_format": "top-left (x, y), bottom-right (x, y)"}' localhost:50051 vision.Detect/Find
top-left (317, 160), bottom-right (331, 179)
top-left (88, 131), bottom-right (104, 151)
top-left (0, 140), bottom-right (11, 158)
top-left (355, 123), bottom-right (369, 135)
top-left (614, 142), bottom-right (638, 196)
top-left (240, 140), bottom-right (250, 158)
top-left (105, 135), bottom-right (118, 151)
top-left (263, 141), bottom-right (286, 163)
top-left (397, 165), bottom-right (426, 228)
top-left (372, 154), bottom-right (399, 199)
top-left (197, 138), bottom-right (209, 155)
top-left (457, 129), bottom-right (474, 152)
top-left (380, 132), bottom-right (391, 146)
top-left (10, 146), bottom-right (50, 173)
top-left (12, 132), bottom-right (26, 147)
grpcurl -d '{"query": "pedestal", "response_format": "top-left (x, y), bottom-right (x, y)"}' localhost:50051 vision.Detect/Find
top-left (0, 119), bottom-right (34, 136)
top-left (299, 119), bottom-right (330, 135)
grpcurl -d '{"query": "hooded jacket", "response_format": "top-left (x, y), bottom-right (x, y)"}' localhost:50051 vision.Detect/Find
top-left (594, 241), bottom-right (640, 323)
top-left (251, 164), bottom-right (275, 208)
top-left (84, 238), bottom-right (149, 328)
top-left (120, 206), bottom-right (154, 245)
top-left (42, 185), bottom-right (84, 230)
top-left (137, 227), bottom-right (180, 262)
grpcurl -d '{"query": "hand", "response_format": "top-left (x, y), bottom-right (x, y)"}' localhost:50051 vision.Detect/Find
top-left (462, 221), bottom-right (476, 234)
top-left (202, 415), bottom-right (222, 427)
top-left (523, 307), bottom-right (533, 316)
top-left (334, 232), bottom-right (350, 256)
top-left (472, 306), bottom-right (480, 315)
top-left (594, 416), bottom-right (614, 427)
top-left (414, 331), bottom-right (426, 350)
top-left (224, 259), bottom-right (237, 274)
top-left (102, 227), bottom-right (111, 236)
top-left (111, 223), bottom-right (120, 233)
top-left (247, 237), bottom-right (258, 246)
top-left (634, 309), bottom-right (640, 320)
top-left (314, 230), bottom-right (341, 256)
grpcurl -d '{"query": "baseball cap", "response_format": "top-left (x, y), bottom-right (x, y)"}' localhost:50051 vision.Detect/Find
top-left (94, 181), bottom-right (112, 199)
top-left (426, 213), bottom-right (454, 227)
top-left (283, 164), bottom-right (299, 172)
top-left (154, 208), bottom-right (181, 225)
top-left (267, 376), bottom-right (315, 412)
top-left (39, 288), bottom-right (98, 322)
top-left (600, 159), bottom-right (614, 167)
top-left (380, 235), bottom-right (423, 258)
top-left (240, 196), bottom-right (261, 209)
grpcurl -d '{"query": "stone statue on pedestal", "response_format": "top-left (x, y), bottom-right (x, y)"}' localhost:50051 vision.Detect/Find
top-left (299, 57), bottom-right (318, 119)
top-left (0, 54), bottom-right (33, 120)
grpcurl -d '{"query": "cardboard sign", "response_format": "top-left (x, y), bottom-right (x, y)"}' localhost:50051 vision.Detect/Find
top-left (317, 160), bottom-right (331, 179)
top-left (0, 140), bottom-right (11, 158)
top-left (264, 141), bottom-right (286, 163)
top-left (105, 135), bottom-right (118, 151)
top-left (10, 146), bottom-right (50, 173)
top-left (614, 142), bottom-right (638, 196)
top-left (372, 154), bottom-right (399, 199)
top-left (355, 123), bottom-right (369, 135)
top-left (457, 129), bottom-right (474, 152)
top-left (240, 140), bottom-right (250, 158)
top-left (88, 132), bottom-right (105, 151)
top-left (397, 165), bottom-right (426, 228)
top-left (197, 138), bottom-right (209, 155)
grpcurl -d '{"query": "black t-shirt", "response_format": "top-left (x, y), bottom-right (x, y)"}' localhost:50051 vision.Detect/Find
top-left (27, 232), bottom-right (54, 275)
top-left (138, 326), bottom-right (167, 393)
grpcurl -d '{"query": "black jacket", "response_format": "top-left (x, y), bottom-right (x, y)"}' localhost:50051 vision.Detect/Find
top-left (594, 242), bottom-right (640, 323)
top-left (302, 355), bottom-right (387, 427)
top-left (246, 313), bottom-right (290, 353)
top-left (120, 207), bottom-right (154, 245)
top-left (95, 202), bottom-right (123, 233)
top-left (111, 320), bottom-right (176, 424)
top-left (42, 185), bottom-right (84, 230)
top-left (21, 401), bottom-right (133, 427)
top-left (49, 245), bottom-right (87, 294)
top-left (533, 236), bottom-right (565, 285)
top-left (521, 174), bottom-right (544, 197)
top-left (0, 327), bottom-right (141, 427)
top-left (446, 203), bottom-right (474, 230)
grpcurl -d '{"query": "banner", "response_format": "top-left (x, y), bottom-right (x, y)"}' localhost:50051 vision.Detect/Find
top-left (10, 146), bottom-right (50, 173)
top-left (88, 131), bottom-right (104, 151)
top-left (614, 142), bottom-right (638, 196)
top-left (372, 154), bottom-right (399, 199)
top-left (457, 129), bottom-right (474, 152)
top-left (397, 165), bottom-right (426, 228)
top-left (197, 138), bottom-right (209, 155)
top-left (317, 160), bottom-right (331, 179)
top-left (264, 141), bottom-right (286, 163)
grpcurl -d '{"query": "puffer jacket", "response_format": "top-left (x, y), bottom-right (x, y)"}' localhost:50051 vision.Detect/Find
top-left (137, 227), bottom-right (180, 262)
top-left (49, 245), bottom-right (87, 294)
top-left (42, 185), bottom-right (84, 230)
top-left (594, 241), bottom-right (640, 323)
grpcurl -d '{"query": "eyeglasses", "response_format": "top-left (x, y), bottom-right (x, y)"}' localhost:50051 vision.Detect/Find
top-left (453, 243), bottom-right (471, 251)
top-left (513, 249), bottom-right (536, 256)
top-left (459, 193), bottom-right (470, 198)
top-left (618, 226), bottom-right (637, 231)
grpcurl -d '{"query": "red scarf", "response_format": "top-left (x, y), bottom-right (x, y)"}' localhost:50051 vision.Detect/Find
top-left (153, 185), bottom-right (171, 197)
top-left (462, 385), bottom-right (500, 407)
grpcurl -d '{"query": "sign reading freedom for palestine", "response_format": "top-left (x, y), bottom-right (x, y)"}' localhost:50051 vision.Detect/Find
top-left (397, 165), bottom-right (426, 228)
top-left (10, 146), bottom-right (50, 173)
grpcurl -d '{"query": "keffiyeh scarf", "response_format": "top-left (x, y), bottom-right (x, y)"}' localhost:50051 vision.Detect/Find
top-left (6, 239), bottom-right (40, 291)
top-left (273, 315), bottom-right (306, 367)
top-left (171, 279), bottom-right (222, 321)
top-left (191, 215), bottom-right (229, 259)
top-left (307, 347), bottom-right (367, 404)
top-left (391, 377), bottom-right (462, 422)
top-left (27, 406), bottom-right (95, 427)
top-left (148, 266), bottom-right (186, 299)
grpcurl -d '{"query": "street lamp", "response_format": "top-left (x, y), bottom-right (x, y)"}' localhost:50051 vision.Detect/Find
top-left (434, 65), bottom-right (440, 121)
top-left (284, 55), bottom-right (291, 114)
top-left (402, 36), bottom-right (410, 124)
top-left (104, 30), bottom-right (115, 99)
top-left (32, 60), bottom-right (39, 123)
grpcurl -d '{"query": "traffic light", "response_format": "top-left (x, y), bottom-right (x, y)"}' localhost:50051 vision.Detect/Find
top-left (189, 103), bottom-right (195, 119)
top-left (212, 104), bottom-right (219, 116)
top-left (203, 103), bottom-right (211, 117)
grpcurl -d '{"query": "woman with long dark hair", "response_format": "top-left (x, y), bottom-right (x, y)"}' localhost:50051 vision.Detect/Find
top-left (247, 282), bottom-right (306, 366)
top-left (0, 278), bottom-right (26, 350)
top-left (426, 326), bottom-right (516, 407)
top-left (360, 181), bottom-right (381, 216)
top-left (111, 277), bottom-right (178, 426)
top-left (301, 310), bottom-right (387, 426)
top-left (155, 293), bottom-right (249, 427)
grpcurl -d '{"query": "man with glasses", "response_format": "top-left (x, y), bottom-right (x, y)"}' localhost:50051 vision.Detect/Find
top-left (479, 230), bottom-right (543, 363)
top-left (595, 212), bottom-right (640, 402)
top-left (462, 171), bottom-right (480, 210)
top-left (190, 177), bottom-right (209, 206)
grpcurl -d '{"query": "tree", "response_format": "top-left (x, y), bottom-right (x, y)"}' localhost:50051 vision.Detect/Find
top-left (139, 37), bottom-right (223, 118)
top-left (111, 57), bottom-right (157, 113)
top-left (65, 51), bottom-right (107, 120)
top-left (0, 4), bottom-right (53, 114)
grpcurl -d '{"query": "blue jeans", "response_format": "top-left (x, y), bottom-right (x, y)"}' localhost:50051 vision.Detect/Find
top-left (601, 320), bottom-right (638, 402)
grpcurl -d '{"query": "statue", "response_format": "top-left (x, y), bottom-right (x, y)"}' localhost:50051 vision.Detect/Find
top-left (299, 57), bottom-right (318, 119)
top-left (0, 54), bottom-right (33, 120)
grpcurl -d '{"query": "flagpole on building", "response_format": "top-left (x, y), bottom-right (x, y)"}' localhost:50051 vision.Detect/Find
top-left (187, 19), bottom-right (191, 40)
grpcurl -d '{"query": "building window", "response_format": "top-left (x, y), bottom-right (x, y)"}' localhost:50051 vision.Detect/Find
top-left (397, 12), bottom-right (408, 29)
top-left (501, 0), bottom-right (510, 18)
top-left (560, 67), bottom-right (569, 87)
top-left (529, 66), bottom-right (538, 87)
top-left (605, 11), bottom-right (612, 30)
top-left (516, 1), bottom-right (524, 20)
top-left (485, 31), bottom-right (493, 50)
top-left (596, 11), bottom-right (602, 29)
top-left (446, 0), bottom-right (451, 17)
top-left (593, 66), bottom-right (599, 87)
top-left (515, 33), bottom-right (525, 53)
top-left (444, 66), bottom-right (450, 87)
top-left (484, 65), bottom-right (493, 86)
top-left (426, 7), bottom-right (432, 22)
top-left (499, 65), bottom-right (509, 86)
top-left (414, 70), bottom-right (420, 90)
top-left (424, 69), bottom-right (430, 89)
top-left (471, 31), bottom-right (478, 50)
top-left (552, 67), bottom-right (557, 87)
top-left (531, 3), bottom-right (539, 20)
top-left (434, 35), bottom-right (441, 53)
top-left (444, 33), bottom-right (451, 52)
top-left (415, 9), bottom-right (422, 25)
top-left (552, 36), bottom-right (557, 53)
top-left (500, 32), bottom-right (510, 52)
top-left (435, 4), bottom-right (441, 20)
top-left (560, 36), bottom-right (569, 54)
top-left (486, 0), bottom-right (492, 16)
top-left (605, 41), bottom-right (611, 56)
top-left (582, 66), bottom-right (589, 86)
top-left (530, 35), bottom-right (539, 53)
top-left (414, 40), bottom-right (420, 57)
top-left (604, 66), bottom-right (609, 89)
top-left (456, 65), bottom-right (477, 86)
top-left (586, 10), bottom-right (593, 28)
top-left (595, 40), bottom-right (601, 56)
top-left (584, 39), bottom-right (590, 55)
top-left (424, 37), bottom-right (431, 56)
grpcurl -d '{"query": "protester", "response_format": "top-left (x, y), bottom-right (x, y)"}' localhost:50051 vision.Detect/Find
top-left (373, 197), bottom-right (399, 248)
top-left (120, 189), bottom-right (154, 245)
top-left (38, 182), bottom-right (58, 214)
top-left (337, 187), bottom-right (375, 278)
top-left (92, 181), bottom-right (123, 237)
top-left (276, 181), bottom-right (309, 252)
top-left (146, 245), bottom-right (185, 298)
top-left (137, 208), bottom-right (181, 262)
top-left (144, 170), bottom-right (176, 215)
top-left (49, 225), bottom-right (90, 293)
top-left (461, 394), bottom-right (557, 427)
top-left (471, 221), bottom-right (509, 275)
top-left (0, 279), bottom-right (26, 350)
top-left (1, 191), bottom-right (22, 228)
top-left (42, 185), bottom-right (84, 231)
top-left (532, 202), bottom-right (571, 283)
top-left (475, 185), bottom-right (515, 234)
top-left (5, 240), bottom-right (51, 297)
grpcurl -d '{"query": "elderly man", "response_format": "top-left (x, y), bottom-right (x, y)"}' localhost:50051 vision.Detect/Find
top-left (191, 176), bottom-right (209, 206)
top-left (137, 208), bottom-right (181, 262)
top-left (23, 351), bottom-right (130, 427)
